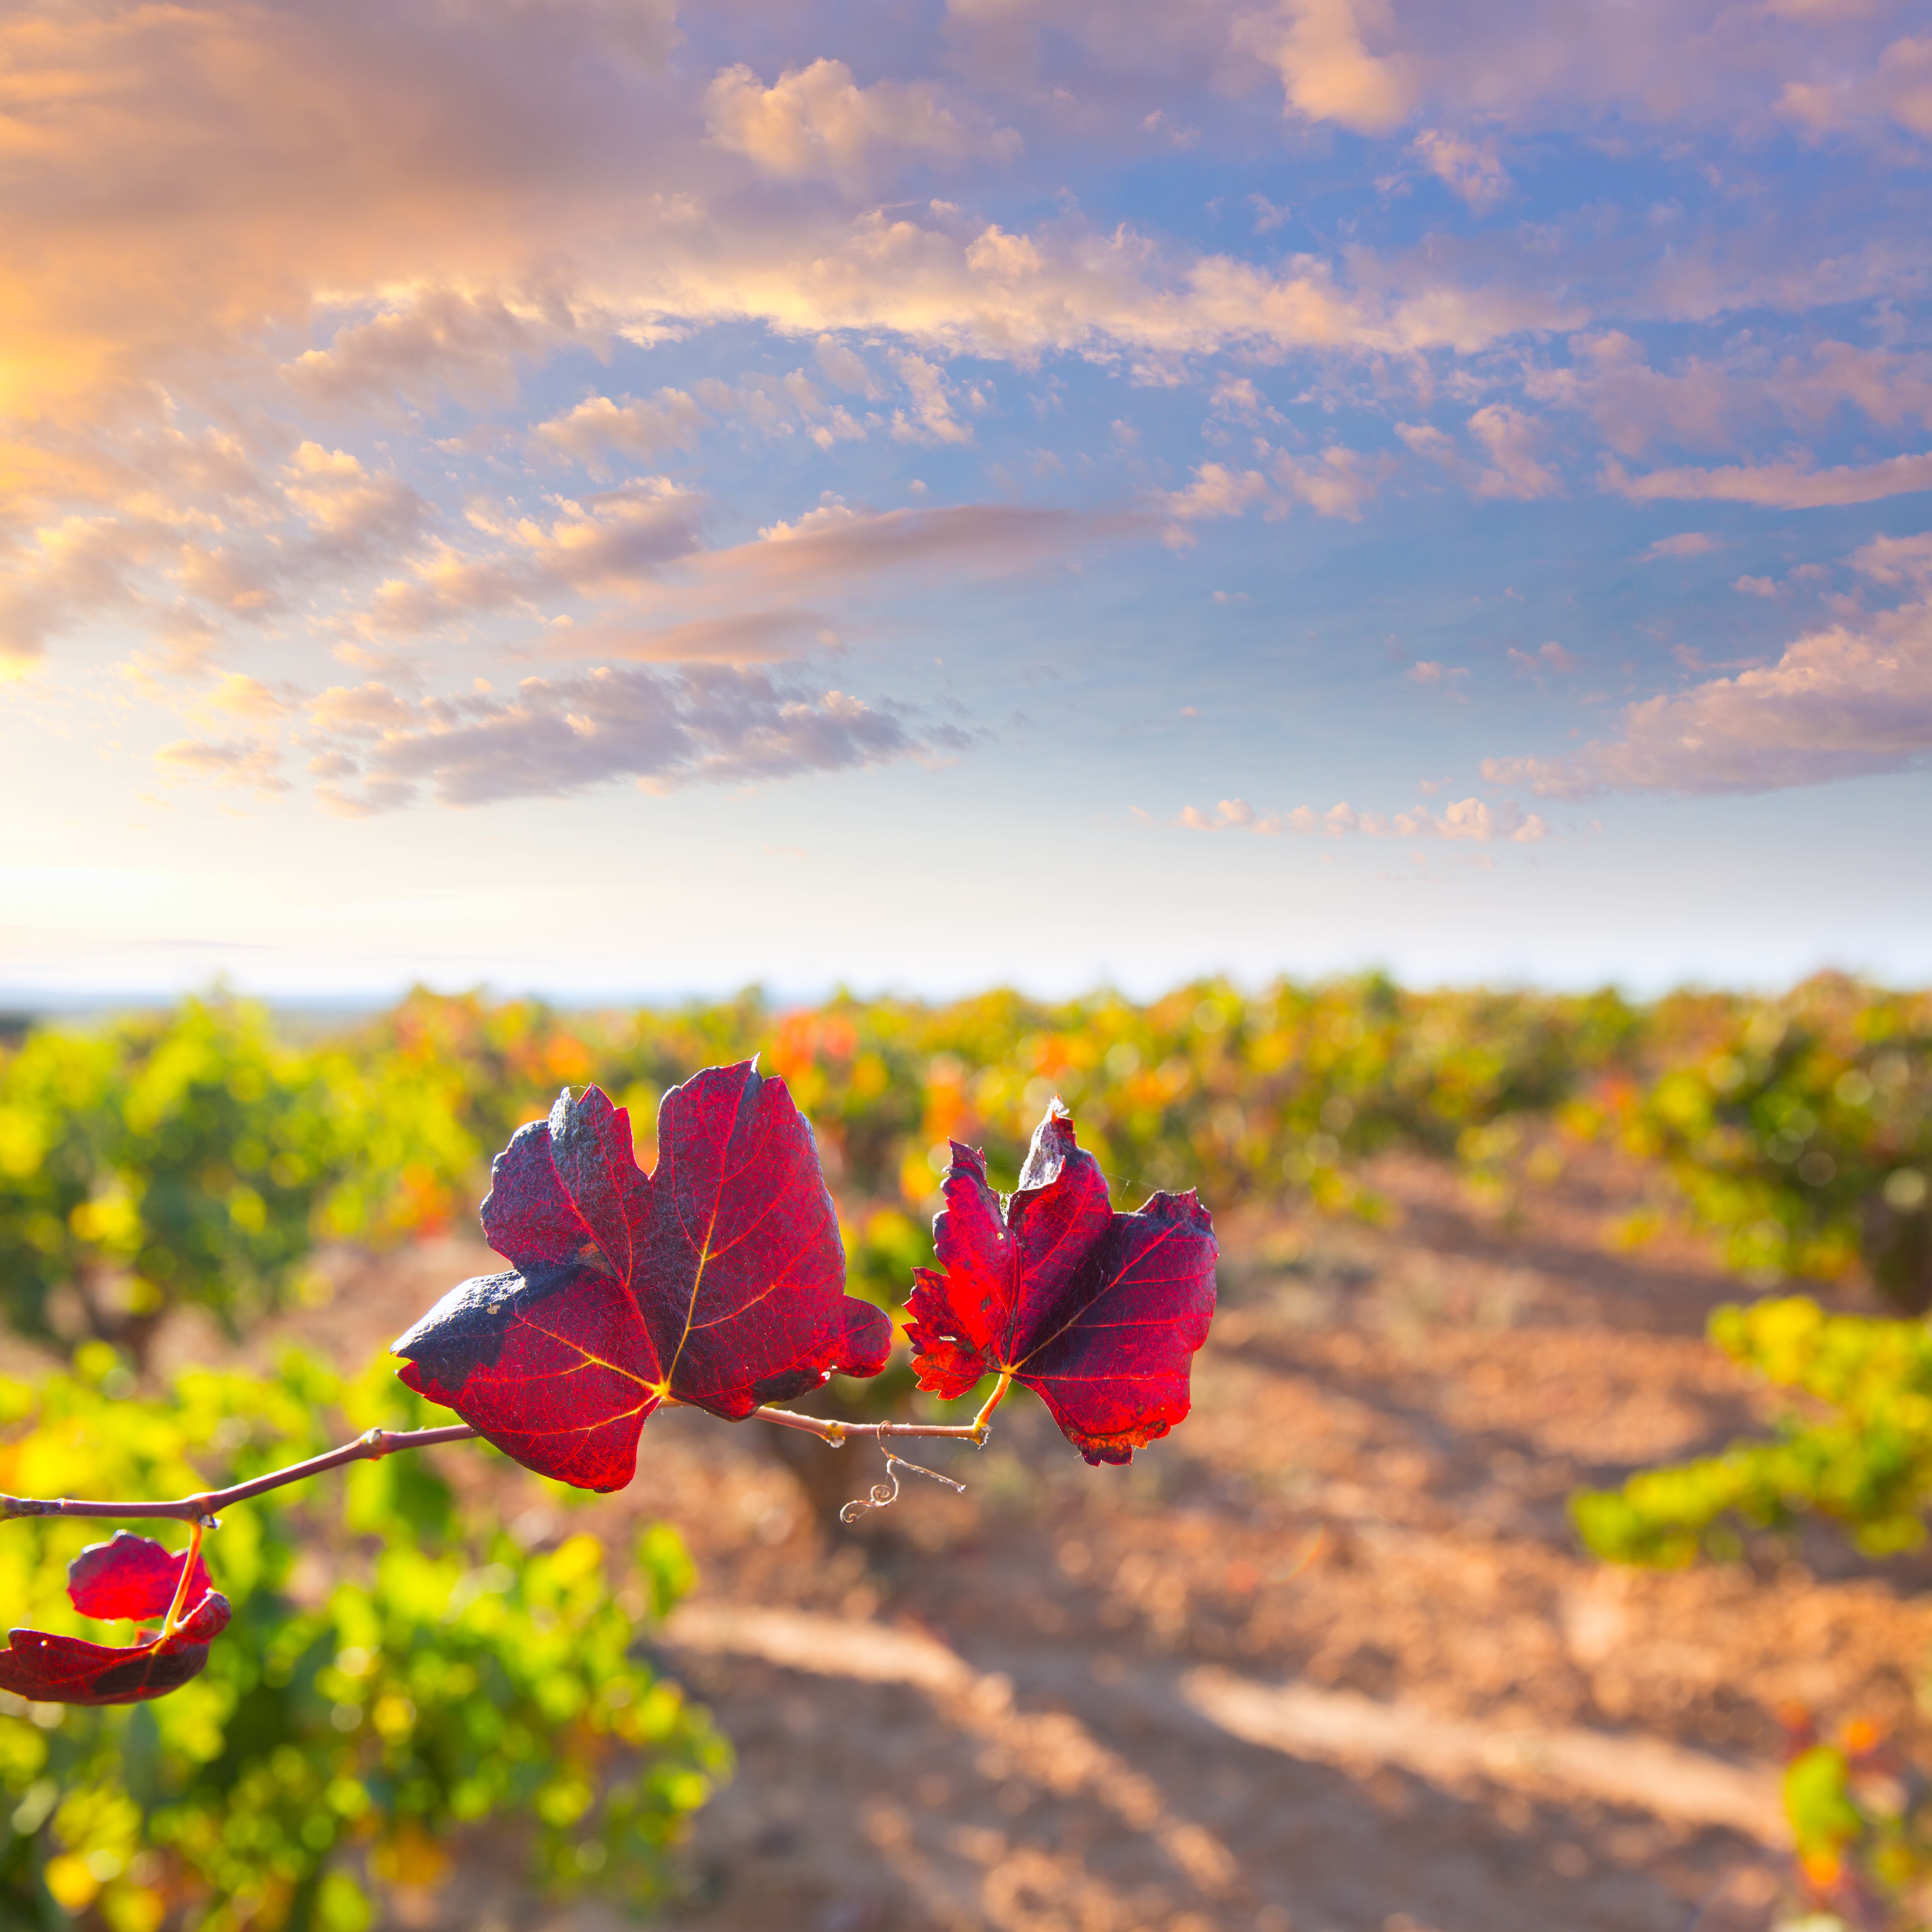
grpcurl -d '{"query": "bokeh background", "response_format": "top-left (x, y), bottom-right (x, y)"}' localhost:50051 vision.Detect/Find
top-left (2, 980), bottom-right (1929, 1928)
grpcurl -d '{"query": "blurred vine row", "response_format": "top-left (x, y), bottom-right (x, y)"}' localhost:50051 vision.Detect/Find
top-left (8, 973), bottom-right (1921, 1342)
top-left (0, 972), bottom-right (1928, 1925)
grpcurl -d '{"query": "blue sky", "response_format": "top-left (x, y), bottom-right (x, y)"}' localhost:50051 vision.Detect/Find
top-left (2, 0), bottom-right (1929, 1001)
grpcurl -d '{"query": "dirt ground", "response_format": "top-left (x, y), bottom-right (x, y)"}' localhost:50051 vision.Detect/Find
top-left (242, 1148), bottom-right (1932, 1929)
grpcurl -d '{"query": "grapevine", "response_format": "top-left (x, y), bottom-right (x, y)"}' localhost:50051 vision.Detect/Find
top-left (0, 1061), bottom-right (1218, 1706)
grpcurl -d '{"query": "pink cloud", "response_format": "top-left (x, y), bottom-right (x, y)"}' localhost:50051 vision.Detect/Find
top-left (1412, 128), bottom-right (1510, 208)
top-left (703, 58), bottom-right (1018, 196)
top-left (1507, 642), bottom-right (1578, 675)
top-left (1482, 574), bottom-right (1932, 796)
top-left (1238, 0), bottom-right (1417, 135)
top-left (1177, 794), bottom-right (1544, 840)
top-left (1605, 451), bottom-right (1932, 509)
top-left (1639, 531), bottom-right (1718, 561)
top-left (532, 392), bottom-right (709, 466)
top-left (1781, 34), bottom-right (1932, 144)
top-left (1399, 407), bottom-right (1562, 501)
top-left (305, 665), bottom-right (957, 811)
top-left (1163, 446), bottom-right (1393, 534)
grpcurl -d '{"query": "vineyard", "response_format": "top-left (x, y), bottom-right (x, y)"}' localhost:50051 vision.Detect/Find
top-left (0, 974), bottom-right (1929, 1930)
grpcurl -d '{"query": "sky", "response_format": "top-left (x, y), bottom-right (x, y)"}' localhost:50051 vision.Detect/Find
top-left (2, 0), bottom-right (1930, 1005)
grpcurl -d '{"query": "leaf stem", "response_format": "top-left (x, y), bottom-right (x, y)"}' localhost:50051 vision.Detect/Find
top-left (969, 1371), bottom-right (1014, 1442)
top-left (0, 1424), bottom-right (480, 1524)
top-left (156, 1518), bottom-right (205, 1639)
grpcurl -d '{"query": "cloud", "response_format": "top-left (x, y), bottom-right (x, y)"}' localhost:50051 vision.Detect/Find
top-left (549, 609), bottom-right (837, 664)
top-left (0, 430), bottom-right (432, 668)
top-left (184, 673), bottom-right (298, 729)
top-left (1237, 0), bottom-right (1417, 134)
top-left (532, 391), bottom-right (709, 466)
top-left (341, 491), bottom-right (1125, 663)
top-left (1393, 420), bottom-right (1459, 468)
top-left (1640, 531), bottom-right (1718, 560)
top-left (305, 665), bottom-right (946, 810)
top-left (1527, 333), bottom-right (1932, 461)
top-left (364, 480), bottom-right (703, 634)
top-left (0, 0), bottom-right (1629, 576)
top-left (329, 347), bottom-right (873, 484)
top-left (1165, 464), bottom-right (1274, 525)
top-left (702, 59), bottom-right (1019, 194)
top-left (288, 293), bottom-right (565, 410)
top-left (689, 500), bottom-right (1129, 592)
top-left (1276, 446), bottom-right (1393, 517)
top-left (1177, 794), bottom-right (1545, 839)
top-left (1781, 34), bottom-right (1932, 143)
top-left (0, 513), bottom-right (165, 665)
top-left (1406, 797), bottom-right (1547, 842)
top-left (1179, 797), bottom-right (1379, 835)
top-left (1524, 332), bottom-right (1743, 459)
top-left (1481, 566), bottom-right (1932, 795)
top-left (889, 353), bottom-right (975, 444)
top-left (0, 0), bottom-right (1905, 480)
top-left (1464, 406), bottom-right (1562, 499)
top-left (1209, 376), bottom-right (1281, 422)
top-left (1796, 340), bottom-right (1932, 432)
top-left (1507, 641), bottom-right (1578, 675)
top-left (1399, 406), bottom-right (1562, 500)
top-left (0, 0), bottom-right (1922, 701)
top-left (154, 734), bottom-right (291, 795)
top-left (1604, 451), bottom-right (1932, 508)
top-left (815, 338), bottom-right (886, 398)
top-left (937, 0), bottom-right (1932, 160)
top-left (279, 444), bottom-right (428, 555)
top-left (1163, 445), bottom-right (1392, 532)
top-left (1411, 129), bottom-right (1510, 208)
top-left (1853, 530), bottom-right (1932, 585)
top-left (0, 438), bottom-right (426, 667)
top-left (685, 371), bottom-right (871, 450)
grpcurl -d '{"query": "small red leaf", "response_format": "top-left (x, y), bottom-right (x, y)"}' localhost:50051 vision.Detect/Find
top-left (2, 1531), bottom-right (232, 1707)
top-left (0, 1618), bottom-right (225, 1705)
top-left (172, 1590), bottom-right (232, 1643)
top-left (393, 1062), bottom-right (891, 1490)
top-left (906, 1103), bottom-right (1217, 1463)
top-left (68, 1532), bottom-right (212, 1623)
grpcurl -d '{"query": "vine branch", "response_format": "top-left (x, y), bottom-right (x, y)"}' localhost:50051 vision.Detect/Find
top-left (1, 1404), bottom-right (987, 1524)
top-left (0, 1423), bottom-right (483, 1523)
top-left (749, 1405), bottom-right (989, 1447)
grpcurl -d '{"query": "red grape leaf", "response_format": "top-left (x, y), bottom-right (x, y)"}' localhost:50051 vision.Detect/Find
top-left (392, 1061), bottom-right (891, 1491)
top-left (0, 1615), bottom-right (227, 1705)
top-left (68, 1531), bottom-right (212, 1623)
top-left (0, 1537), bottom-right (232, 1706)
top-left (905, 1103), bottom-right (1217, 1464)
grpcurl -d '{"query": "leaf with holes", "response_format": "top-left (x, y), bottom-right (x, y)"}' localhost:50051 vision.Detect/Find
top-left (905, 1103), bottom-right (1217, 1463)
top-left (393, 1061), bottom-right (892, 1491)
top-left (0, 1531), bottom-right (231, 1705)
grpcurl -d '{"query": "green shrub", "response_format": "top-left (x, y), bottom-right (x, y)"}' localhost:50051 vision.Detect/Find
top-left (0, 1349), bottom-right (723, 1930)
top-left (0, 1001), bottom-right (345, 1361)
top-left (1575, 1296), bottom-right (1932, 1566)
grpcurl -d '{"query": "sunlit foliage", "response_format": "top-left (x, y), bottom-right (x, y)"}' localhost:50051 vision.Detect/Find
top-left (0, 1350), bottom-right (723, 1929)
